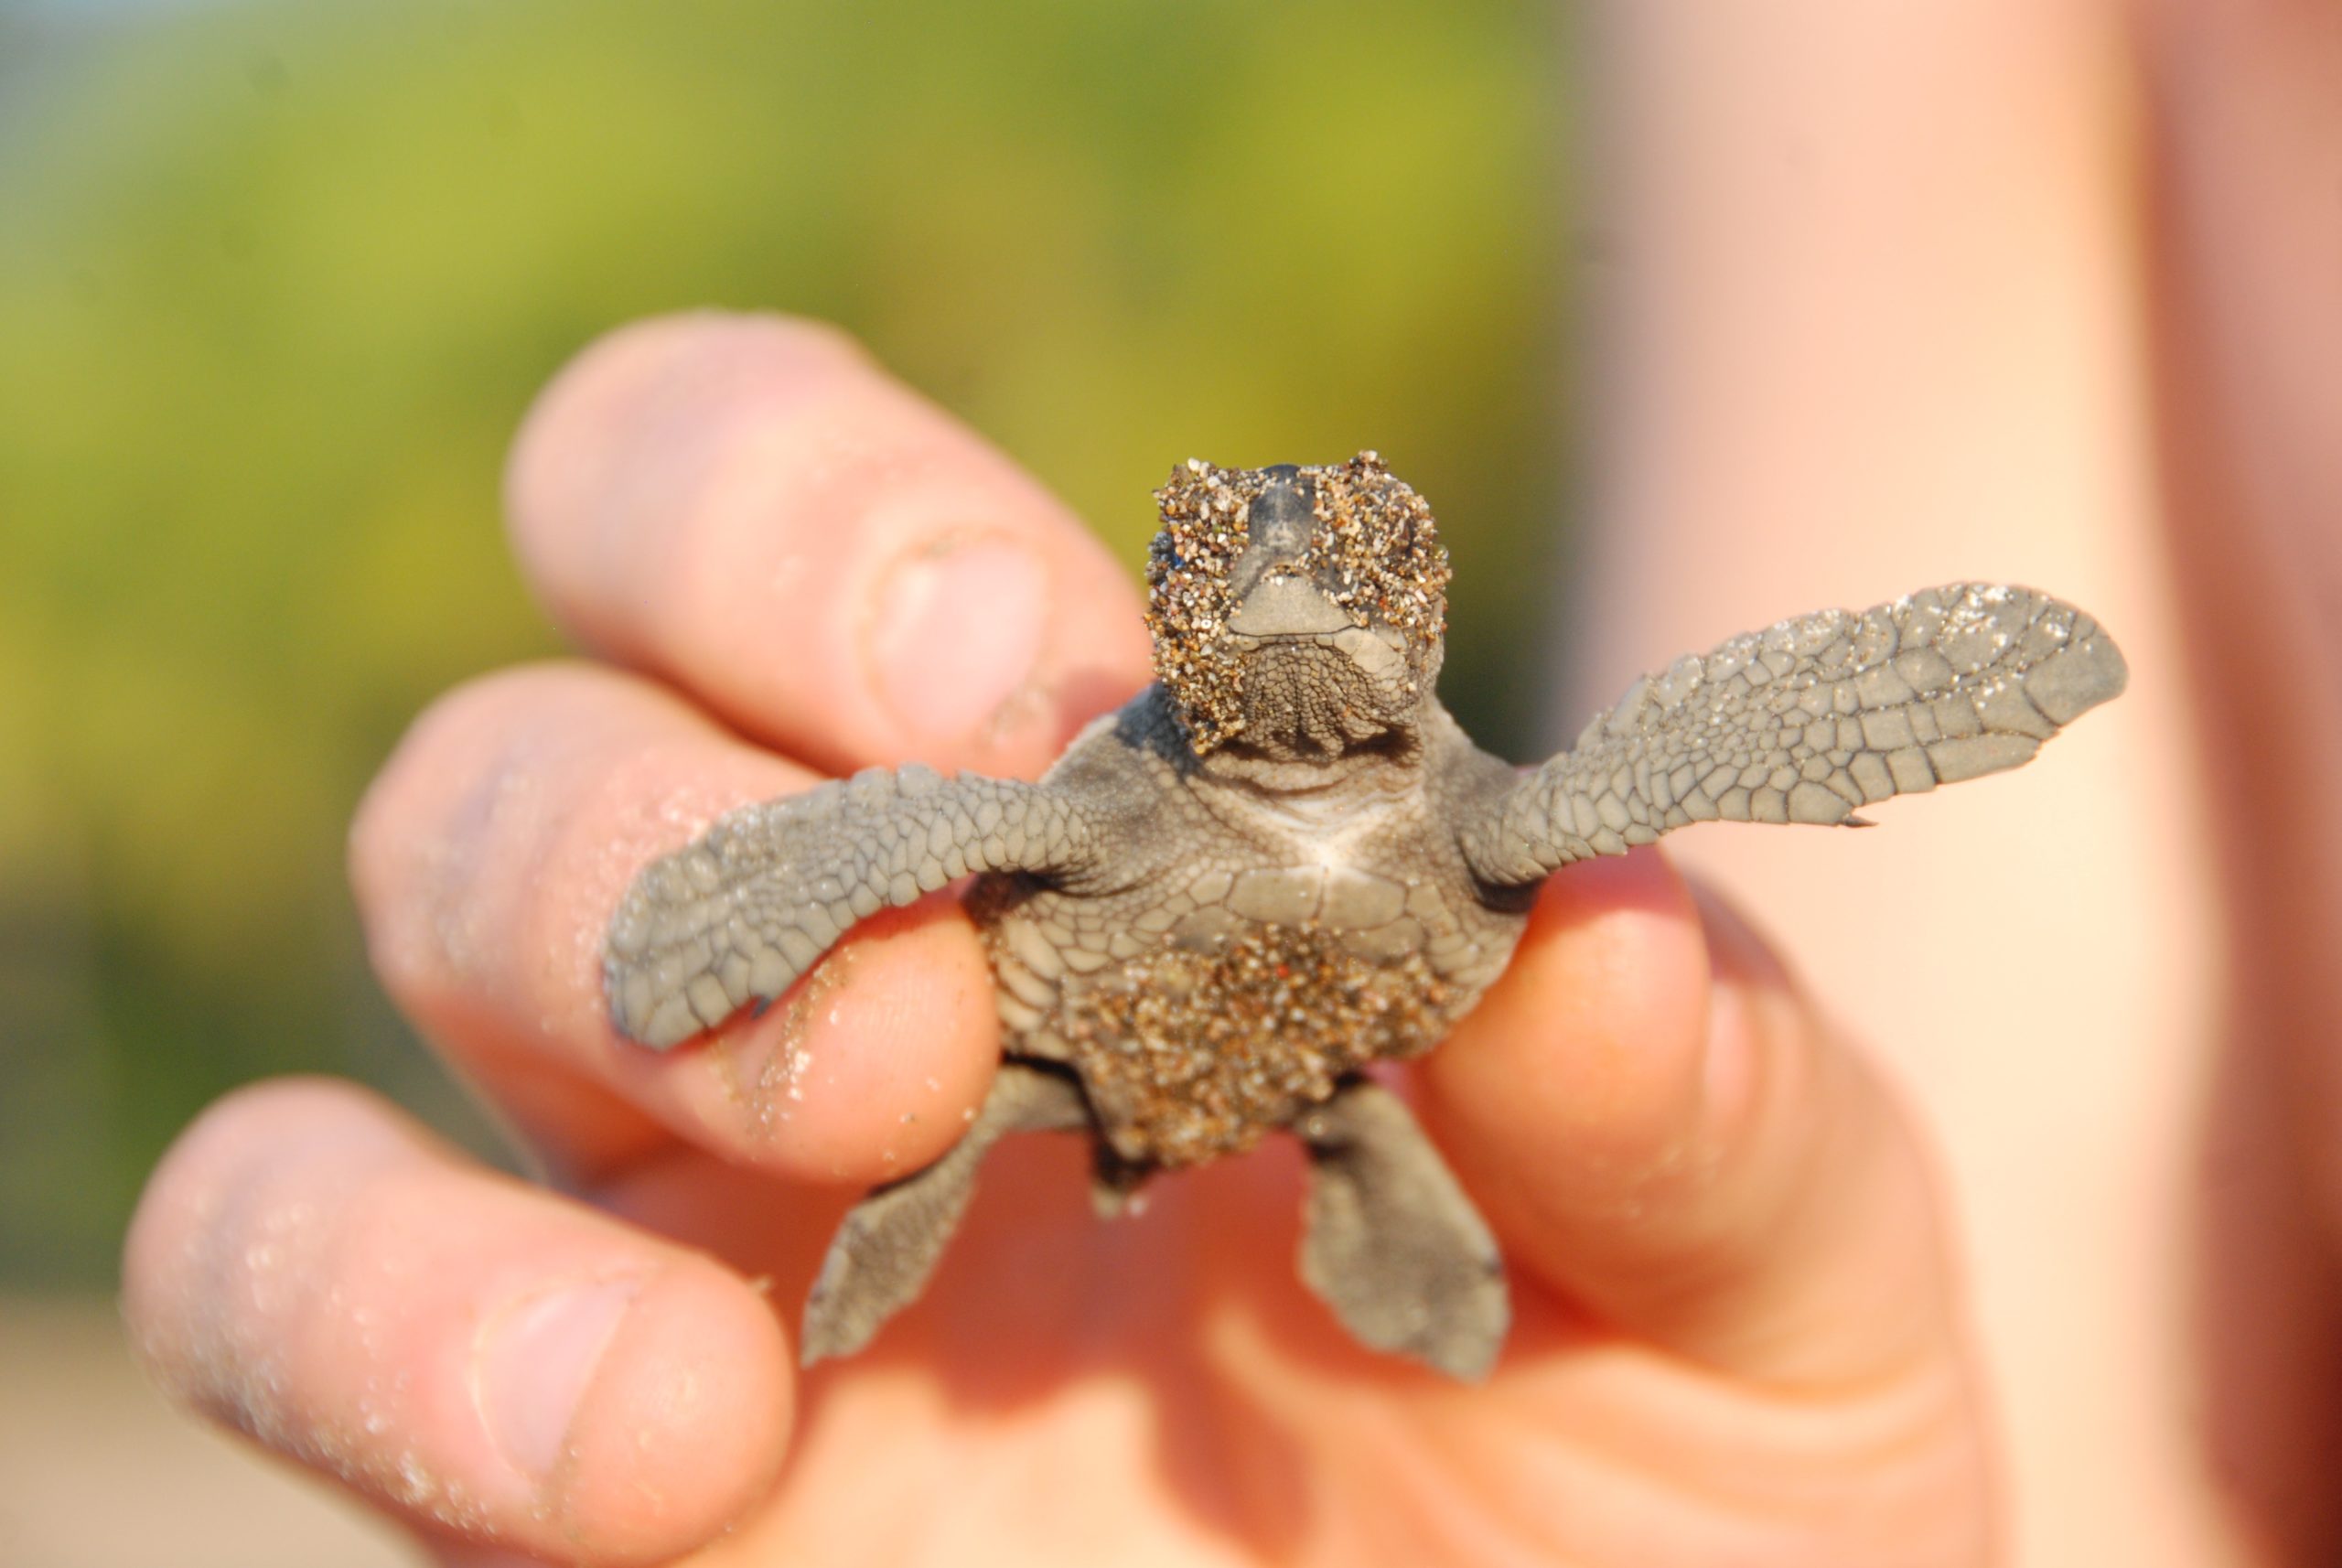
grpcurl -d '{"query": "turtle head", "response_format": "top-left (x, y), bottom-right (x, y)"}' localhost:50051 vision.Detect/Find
top-left (1145, 452), bottom-right (1451, 759)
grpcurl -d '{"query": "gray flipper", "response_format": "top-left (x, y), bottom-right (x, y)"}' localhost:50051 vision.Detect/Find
top-left (1295, 1079), bottom-right (1508, 1380)
top-left (606, 764), bottom-right (1097, 1047)
top-left (1463, 583), bottom-right (2128, 885)
top-left (800, 1063), bottom-right (1093, 1365)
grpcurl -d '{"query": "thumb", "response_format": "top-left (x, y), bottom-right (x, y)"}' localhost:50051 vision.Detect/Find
top-left (1418, 847), bottom-right (1964, 1389)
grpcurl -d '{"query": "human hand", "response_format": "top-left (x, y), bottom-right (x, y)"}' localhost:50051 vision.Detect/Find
top-left (124, 316), bottom-right (1996, 1566)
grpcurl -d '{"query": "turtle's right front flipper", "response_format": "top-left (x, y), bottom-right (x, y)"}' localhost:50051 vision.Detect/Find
top-left (605, 765), bottom-right (1097, 1047)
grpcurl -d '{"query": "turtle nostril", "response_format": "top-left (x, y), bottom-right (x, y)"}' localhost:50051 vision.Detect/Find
top-left (1248, 473), bottom-right (1316, 558)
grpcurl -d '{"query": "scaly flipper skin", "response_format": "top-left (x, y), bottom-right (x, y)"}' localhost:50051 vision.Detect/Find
top-left (603, 454), bottom-right (2129, 1378)
top-left (607, 764), bottom-right (1097, 1047)
top-left (1295, 1079), bottom-right (1508, 1380)
top-left (800, 1063), bottom-right (1093, 1365)
top-left (1461, 583), bottom-right (2129, 886)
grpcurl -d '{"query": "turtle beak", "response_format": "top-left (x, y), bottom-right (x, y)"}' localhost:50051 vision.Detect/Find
top-left (1228, 573), bottom-right (1354, 637)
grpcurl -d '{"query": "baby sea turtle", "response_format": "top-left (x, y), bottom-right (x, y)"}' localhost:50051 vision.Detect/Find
top-left (605, 452), bottom-right (2127, 1379)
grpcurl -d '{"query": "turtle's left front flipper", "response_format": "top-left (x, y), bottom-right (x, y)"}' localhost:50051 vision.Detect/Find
top-left (1462, 584), bottom-right (2127, 886)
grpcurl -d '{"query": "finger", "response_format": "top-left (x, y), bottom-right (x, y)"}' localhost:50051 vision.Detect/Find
top-left (506, 312), bottom-right (1154, 780)
top-left (122, 1079), bottom-right (790, 1567)
top-left (349, 661), bottom-right (1000, 1188)
top-left (1417, 848), bottom-right (1961, 1388)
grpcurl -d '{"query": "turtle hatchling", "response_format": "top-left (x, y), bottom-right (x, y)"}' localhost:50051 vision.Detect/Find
top-left (605, 452), bottom-right (2127, 1379)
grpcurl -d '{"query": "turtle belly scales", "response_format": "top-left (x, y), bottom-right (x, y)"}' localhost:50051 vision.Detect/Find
top-left (972, 843), bottom-right (1524, 1174)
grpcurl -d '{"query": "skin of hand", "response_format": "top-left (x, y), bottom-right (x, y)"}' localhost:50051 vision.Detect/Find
top-left (1574, 2), bottom-right (2342, 1563)
top-left (123, 317), bottom-right (1999, 1567)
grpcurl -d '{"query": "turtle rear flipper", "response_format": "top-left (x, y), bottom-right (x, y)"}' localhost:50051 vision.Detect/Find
top-left (1296, 1079), bottom-right (1508, 1381)
top-left (801, 1062), bottom-right (1094, 1364)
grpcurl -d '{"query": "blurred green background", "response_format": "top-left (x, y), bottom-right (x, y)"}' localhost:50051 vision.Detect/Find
top-left (0, 0), bottom-right (1573, 1287)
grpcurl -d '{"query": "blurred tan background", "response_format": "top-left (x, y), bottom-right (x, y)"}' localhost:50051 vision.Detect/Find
top-left (0, 1), bottom-right (1571, 1560)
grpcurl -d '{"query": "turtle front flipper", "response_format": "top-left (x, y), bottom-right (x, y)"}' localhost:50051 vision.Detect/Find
top-left (1461, 583), bottom-right (2128, 885)
top-left (605, 765), bottom-right (1099, 1047)
top-left (801, 1062), bottom-right (1094, 1365)
top-left (1295, 1079), bottom-right (1508, 1380)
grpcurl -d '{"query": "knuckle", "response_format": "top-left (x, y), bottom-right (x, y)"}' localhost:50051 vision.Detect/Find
top-left (124, 1080), bottom-right (428, 1460)
top-left (124, 1079), bottom-right (401, 1335)
top-left (349, 664), bottom-right (599, 996)
top-left (347, 665), bottom-right (563, 926)
top-left (509, 313), bottom-right (871, 535)
top-left (349, 662), bottom-right (618, 909)
top-left (564, 311), bottom-right (867, 401)
top-left (157, 1078), bottom-right (403, 1214)
top-left (720, 309), bottom-right (873, 369)
top-left (503, 314), bottom-right (885, 648)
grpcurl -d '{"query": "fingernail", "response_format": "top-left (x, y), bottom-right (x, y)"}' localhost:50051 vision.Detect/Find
top-left (478, 1276), bottom-right (639, 1481)
top-left (867, 535), bottom-right (1047, 744)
